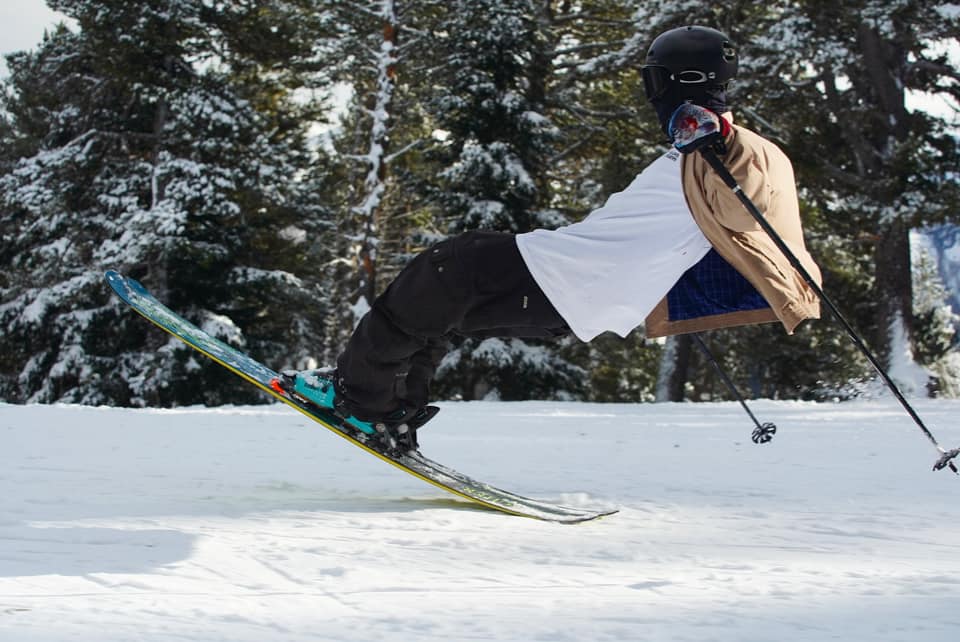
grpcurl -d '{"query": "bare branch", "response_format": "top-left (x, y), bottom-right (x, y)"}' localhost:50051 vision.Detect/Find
top-left (384, 138), bottom-right (424, 163)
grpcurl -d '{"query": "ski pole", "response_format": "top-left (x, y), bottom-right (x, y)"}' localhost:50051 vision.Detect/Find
top-left (668, 103), bottom-right (958, 472)
top-left (693, 333), bottom-right (777, 444)
top-left (695, 144), bottom-right (959, 474)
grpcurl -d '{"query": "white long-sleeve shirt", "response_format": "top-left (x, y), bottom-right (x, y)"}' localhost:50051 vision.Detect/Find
top-left (516, 148), bottom-right (711, 341)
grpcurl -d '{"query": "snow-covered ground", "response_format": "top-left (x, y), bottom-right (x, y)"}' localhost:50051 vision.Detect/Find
top-left (1, 398), bottom-right (959, 641)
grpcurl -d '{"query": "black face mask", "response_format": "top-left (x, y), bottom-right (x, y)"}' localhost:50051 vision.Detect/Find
top-left (651, 85), bottom-right (729, 134)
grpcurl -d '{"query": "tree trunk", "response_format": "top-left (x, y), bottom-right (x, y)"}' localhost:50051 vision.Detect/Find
top-left (355, 0), bottom-right (399, 307)
top-left (875, 217), bottom-right (914, 364)
top-left (655, 334), bottom-right (692, 402)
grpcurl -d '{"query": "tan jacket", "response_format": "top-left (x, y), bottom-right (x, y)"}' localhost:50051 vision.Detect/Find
top-left (646, 121), bottom-right (821, 337)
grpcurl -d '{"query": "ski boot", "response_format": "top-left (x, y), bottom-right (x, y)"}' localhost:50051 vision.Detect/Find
top-left (271, 369), bottom-right (375, 434)
top-left (270, 370), bottom-right (439, 455)
top-left (376, 405), bottom-right (441, 453)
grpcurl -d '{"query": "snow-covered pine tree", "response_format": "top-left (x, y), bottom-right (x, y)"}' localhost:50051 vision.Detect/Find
top-left (413, 0), bottom-right (572, 401)
top-left (543, 2), bottom-right (656, 208)
top-left (0, 0), bottom-right (337, 405)
top-left (400, 3), bottom-right (675, 403)
top-left (539, 2), bottom-right (667, 402)
top-left (750, 0), bottom-right (960, 395)
top-left (187, 0), bottom-right (343, 382)
top-left (631, 2), bottom-right (960, 401)
top-left (311, 1), bottom-right (666, 401)
top-left (422, 0), bottom-right (658, 401)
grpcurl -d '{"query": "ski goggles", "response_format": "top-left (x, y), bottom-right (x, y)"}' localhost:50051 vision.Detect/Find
top-left (642, 66), bottom-right (714, 101)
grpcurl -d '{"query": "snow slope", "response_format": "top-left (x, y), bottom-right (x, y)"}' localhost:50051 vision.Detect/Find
top-left (1, 399), bottom-right (959, 641)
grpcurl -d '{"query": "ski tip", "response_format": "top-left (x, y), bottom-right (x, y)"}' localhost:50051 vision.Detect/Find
top-left (104, 271), bottom-right (154, 303)
top-left (104, 270), bottom-right (128, 299)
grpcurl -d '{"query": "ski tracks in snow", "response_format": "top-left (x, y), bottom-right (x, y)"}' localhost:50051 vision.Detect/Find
top-left (0, 400), bottom-right (959, 641)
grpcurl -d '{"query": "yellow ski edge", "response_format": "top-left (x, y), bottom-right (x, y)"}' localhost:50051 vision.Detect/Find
top-left (122, 305), bottom-right (615, 523)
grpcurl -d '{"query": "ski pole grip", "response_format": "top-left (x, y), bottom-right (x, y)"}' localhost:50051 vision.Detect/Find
top-left (669, 103), bottom-right (730, 155)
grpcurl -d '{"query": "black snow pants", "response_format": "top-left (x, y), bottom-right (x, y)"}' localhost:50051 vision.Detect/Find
top-left (336, 230), bottom-right (570, 420)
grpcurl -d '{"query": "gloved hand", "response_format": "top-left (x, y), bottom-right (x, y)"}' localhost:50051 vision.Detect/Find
top-left (668, 103), bottom-right (731, 154)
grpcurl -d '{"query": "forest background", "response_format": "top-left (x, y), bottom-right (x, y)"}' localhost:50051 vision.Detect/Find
top-left (0, 0), bottom-right (958, 408)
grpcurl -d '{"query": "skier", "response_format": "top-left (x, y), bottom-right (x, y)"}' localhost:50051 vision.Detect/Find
top-left (280, 25), bottom-right (821, 453)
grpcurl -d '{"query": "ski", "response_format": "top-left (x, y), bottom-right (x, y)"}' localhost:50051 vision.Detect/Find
top-left (105, 270), bottom-right (616, 523)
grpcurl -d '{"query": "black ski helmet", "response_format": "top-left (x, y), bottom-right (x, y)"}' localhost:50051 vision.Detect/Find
top-left (641, 26), bottom-right (738, 105)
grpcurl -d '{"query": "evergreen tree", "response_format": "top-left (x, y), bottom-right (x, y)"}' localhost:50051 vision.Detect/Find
top-left (4, 1), bottom-right (952, 407)
top-left (426, 0), bottom-right (557, 234)
top-left (752, 0), bottom-right (960, 393)
top-left (539, 2), bottom-right (667, 402)
top-left (0, 0), bottom-right (336, 405)
top-left (408, 0), bottom-right (563, 400)
top-left (635, 1), bottom-right (959, 401)
top-left (314, 1), bottom-right (667, 402)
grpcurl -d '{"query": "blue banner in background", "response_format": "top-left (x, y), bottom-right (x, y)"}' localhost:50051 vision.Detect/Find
top-left (913, 225), bottom-right (960, 320)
